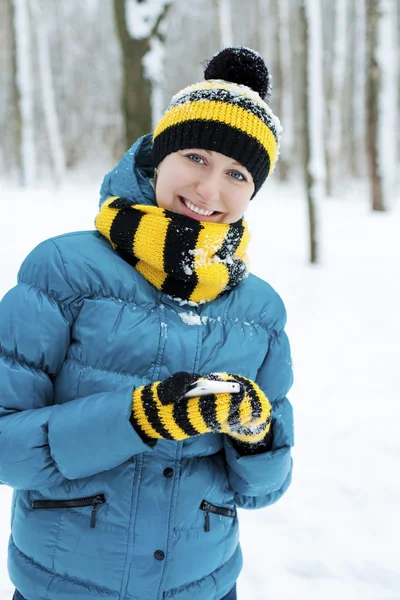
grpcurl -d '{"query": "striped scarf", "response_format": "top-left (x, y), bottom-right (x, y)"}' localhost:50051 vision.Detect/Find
top-left (95, 197), bottom-right (250, 304)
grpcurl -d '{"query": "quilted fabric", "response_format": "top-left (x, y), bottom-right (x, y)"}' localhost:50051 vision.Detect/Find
top-left (0, 136), bottom-right (294, 600)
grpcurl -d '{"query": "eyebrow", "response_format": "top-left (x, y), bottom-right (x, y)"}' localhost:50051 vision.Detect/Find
top-left (201, 150), bottom-right (244, 169)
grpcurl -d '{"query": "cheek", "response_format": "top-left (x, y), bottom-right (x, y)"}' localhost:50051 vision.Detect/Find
top-left (224, 194), bottom-right (251, 222)
top-left (155, 176), bottom-right (176, 208)
top-left (157, 172), bottom-right (190, 197)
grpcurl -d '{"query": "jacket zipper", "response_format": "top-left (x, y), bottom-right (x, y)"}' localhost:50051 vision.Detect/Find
top-left (200, 500), bottom-right (236, 533)
top-left (31, 494), bottom-right (106, 529)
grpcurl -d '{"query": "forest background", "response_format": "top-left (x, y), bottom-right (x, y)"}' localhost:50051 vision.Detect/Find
top-left (1, 0), bottom-right (399, 259)
top-left (1, 3), bottom-right (400, 598)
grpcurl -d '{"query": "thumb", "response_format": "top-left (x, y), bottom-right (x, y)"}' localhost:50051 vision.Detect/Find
top-left (157, 372), bottom-right (200, 405)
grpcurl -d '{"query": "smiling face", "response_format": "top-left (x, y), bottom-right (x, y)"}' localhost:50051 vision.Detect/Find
top-left (154, 149), bottom-right (255, 224)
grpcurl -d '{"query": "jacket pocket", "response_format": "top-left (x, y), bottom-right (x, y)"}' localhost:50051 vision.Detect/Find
top-left (31, 493), bottom-right (106, 529)
top-left (200, 500), bottom-right (236, 533)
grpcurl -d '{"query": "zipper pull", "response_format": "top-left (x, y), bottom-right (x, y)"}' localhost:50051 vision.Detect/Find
top-left (204, 511), bottom-right (210, 532)
top-left (90, 503), bottom-right (98, 528)
top-left (90, 497), bottom-right (104, 528)
top-left (90, 494), bottom-right (106, 528)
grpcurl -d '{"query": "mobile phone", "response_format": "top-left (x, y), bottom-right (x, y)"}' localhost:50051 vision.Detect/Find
top-left (184, 380), bottom-right (241, 398)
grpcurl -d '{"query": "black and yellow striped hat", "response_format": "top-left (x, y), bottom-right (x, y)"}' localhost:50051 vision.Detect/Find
top-left (153, 46), bottom-right (281, 196)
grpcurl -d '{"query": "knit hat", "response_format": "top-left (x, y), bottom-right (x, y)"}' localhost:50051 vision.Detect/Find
top-left (153, 46), bottom-right (281, 196)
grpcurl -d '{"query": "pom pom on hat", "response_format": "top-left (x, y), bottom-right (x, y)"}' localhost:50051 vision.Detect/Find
top-left (204, 46), bottom-right (272, 101)
top-left (153, 46), bottom-right (281, 197)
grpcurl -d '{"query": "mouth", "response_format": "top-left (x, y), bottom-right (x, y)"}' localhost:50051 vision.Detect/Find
top-left (178, 196), bottom-right (222, 220)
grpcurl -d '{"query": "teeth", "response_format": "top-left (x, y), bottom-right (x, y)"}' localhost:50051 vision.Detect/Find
top-left (182, 198), bottom-right (214, 216)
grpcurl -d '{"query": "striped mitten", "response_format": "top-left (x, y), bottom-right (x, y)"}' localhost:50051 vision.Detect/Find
top-left (130, 372), bottom-right (272, 448)
top-left (211, 373), bottom-right (272, 447)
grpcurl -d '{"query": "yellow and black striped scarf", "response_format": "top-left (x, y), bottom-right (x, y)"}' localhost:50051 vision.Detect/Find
top-left (95, 197), bottom-right (250, 304)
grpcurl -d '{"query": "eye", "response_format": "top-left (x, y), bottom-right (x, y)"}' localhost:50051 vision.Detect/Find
top-left (185, 153), bottom-right (206, 165)
top-left (229, 170), bottom-right (247, 182)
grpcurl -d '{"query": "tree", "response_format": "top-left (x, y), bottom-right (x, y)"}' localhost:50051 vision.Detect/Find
top-left (349, 0), bottom-right (367, 178)
top-left (161, 0), bottom-right (219, 108)
top-left (1, 0), bottom-right (20, 179)
top-left (113, 0), bottom-right (174, 148)
top-left (325, 0), bottom-right (348, 196)
top-left (273, 0), bottom-right (293, 181)
top-left (301, 0), bottom-right (325, 264)
top-left (53, 0), bottom-right (124, 170)
top-left (214, 0), bottom-right (233, 48)
top-left (13, 0), bottom-right (36, 185)
top-left (30, 0), bottom-right (66, 184)
top-left (366, 0), bottom-right (397, 211)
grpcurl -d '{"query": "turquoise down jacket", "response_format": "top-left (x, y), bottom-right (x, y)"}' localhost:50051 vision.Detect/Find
top-left (0, 135), bottom-right (294, 600)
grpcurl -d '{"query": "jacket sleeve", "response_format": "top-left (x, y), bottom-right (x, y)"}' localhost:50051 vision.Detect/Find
top-left (0, 239), bottom-right (153, 491)
top-left (224, 326), bottom-right (294, 509)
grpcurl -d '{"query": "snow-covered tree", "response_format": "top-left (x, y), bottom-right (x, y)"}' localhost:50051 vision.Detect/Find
top-left (366, 0), bottom-right (398, 211)
top-left (257, 0), bottom-right (275, 77)
top-left (375, 0), bottom-right (398, 207)
top-left (1, 0), bottom-right (20, 179)
top-left (54, 0), bottom-right (124, 170)
top-left (1, 0), bottom-right (397, 195)
top-left (30, 0), bottom-right (66, 184)
top-left (325, 0), bottom-right (348, 196)
top-left (349, 0), bottom-right (367, 178)
top-left (13, 0), bottom-right (36, 185)
top-left (273, 0), bottom-right (293, 180)
top-left (161, 0), bottom-right (218, 112)
top-left (114, 0), bottom-right (175, 147)
top-left (302, 0), bottom-right (326, 263)
top-left (214, 0), bottom-right (233, 48)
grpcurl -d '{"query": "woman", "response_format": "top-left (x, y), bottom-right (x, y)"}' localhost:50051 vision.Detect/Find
top-left (0, 47), bottom-right (294, 600)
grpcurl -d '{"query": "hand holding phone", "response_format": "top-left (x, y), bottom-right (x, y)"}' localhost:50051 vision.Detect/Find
top-left (184, 380), bottom-right (241, 398)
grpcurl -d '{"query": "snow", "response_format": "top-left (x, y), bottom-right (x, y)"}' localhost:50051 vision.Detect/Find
top-left (170, 80), bottom-right (281, 131)
top-left (178, 312), bottom-right (211, 326)
top-left (124, 0), bottom-right (173, 128)
top-left (125, 0), bottom-right (173, 40)
top-left (178, 312), bottom-right (203, 326)
top-left (143, 35), bottom-right (166, 127)
top-left (1, 178), bottom-right (400, 599)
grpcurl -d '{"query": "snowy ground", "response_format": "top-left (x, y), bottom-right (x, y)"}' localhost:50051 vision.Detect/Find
top-left (0, 178), bottom-right (399, 600)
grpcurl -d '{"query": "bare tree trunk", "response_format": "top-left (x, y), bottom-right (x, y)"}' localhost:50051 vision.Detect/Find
top-left (302, 1), bottom-right (316, 264)
top-left (257, 0), bottom-right (274, 69)
top-left (274, 0), bottom-right (293, 180)
top-left (350, 0), bottom-right (367, 178)
top-left (114, 0), bottom-right (174, 148)
top-left (325, 0), bottom-right (347, 196)
top-left (376, 0), bottom-right (397, 207)
top-left (366, 0), bottom-right (386, 211)
top-left (113, 0), bottom-right (152, 148)
top-left (13, 0), bottom-right (36, 185)
top-left (301, 0), bottom-right (325, 264)
top-left (214, 0), bottom-right (233, 47)
top-left (30, 0), bottom-right (66, 184)
top-left (397, 0), bottom-right (400, 170)
top-left (1, 0), bottom-right (21, 178)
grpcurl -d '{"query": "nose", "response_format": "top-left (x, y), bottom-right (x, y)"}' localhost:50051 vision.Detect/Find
top-left (195, 172), bottom-right (221, 204)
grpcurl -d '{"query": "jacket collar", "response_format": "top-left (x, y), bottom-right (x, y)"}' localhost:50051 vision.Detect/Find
top-left (99, 133), bottom-right (156, 208)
